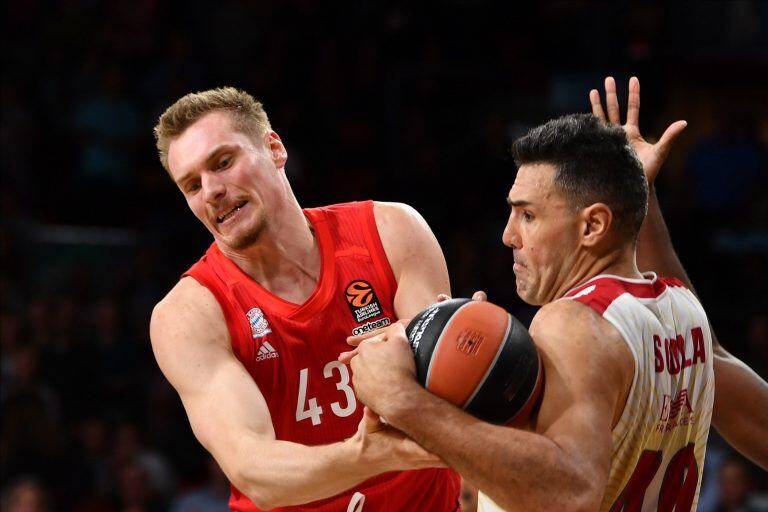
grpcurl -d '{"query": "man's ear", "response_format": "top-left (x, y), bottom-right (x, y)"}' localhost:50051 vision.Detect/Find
top-left (265, 131), bottom-right (288, 168)
top-left (580, 203), bottom-right (612, 247)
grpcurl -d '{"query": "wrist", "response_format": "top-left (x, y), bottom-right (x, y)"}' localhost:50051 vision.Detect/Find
top-left (380, 378), bottom-right (427, 428)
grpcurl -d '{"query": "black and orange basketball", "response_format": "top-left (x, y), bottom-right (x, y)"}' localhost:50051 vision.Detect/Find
top-left (345, 281), bottom-right (374, 308)
top-left (406, 298), bottom-right (542, 425)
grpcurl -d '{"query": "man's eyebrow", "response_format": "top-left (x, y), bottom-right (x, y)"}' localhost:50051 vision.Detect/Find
top-left (174, 144), bottom-right (235, 185)
top-left (506, 198), bottom-right (532, 207)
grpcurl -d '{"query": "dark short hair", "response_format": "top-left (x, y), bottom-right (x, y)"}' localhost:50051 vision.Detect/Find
top-left (511, 114), bottom-right (648, 244)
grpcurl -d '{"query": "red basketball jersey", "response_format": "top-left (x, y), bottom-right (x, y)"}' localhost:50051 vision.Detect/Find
top-left (183, 201), bottom-right (460, 512)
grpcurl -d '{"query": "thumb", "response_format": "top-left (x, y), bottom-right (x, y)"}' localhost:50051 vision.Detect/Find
top-left (657, 120), bottom-right (687, 158)
top-left (363, 406), bottom-right (385, 432)
top-left (472, 290), bottom-right (487, 301)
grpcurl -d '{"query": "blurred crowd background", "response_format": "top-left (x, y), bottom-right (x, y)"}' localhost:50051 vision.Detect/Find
top-left (2, 1), bottom-right (767, 511)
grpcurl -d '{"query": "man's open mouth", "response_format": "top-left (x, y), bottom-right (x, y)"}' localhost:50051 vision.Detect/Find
top-left (216, 201), bottom-right (247, 223)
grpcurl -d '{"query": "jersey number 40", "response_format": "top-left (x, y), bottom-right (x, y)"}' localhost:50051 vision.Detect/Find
top-left (610, 443), bottom-right (698, 512)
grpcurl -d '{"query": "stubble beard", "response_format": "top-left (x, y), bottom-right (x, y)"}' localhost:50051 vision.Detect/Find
top-left (228, 213), bottom-right (268, 250)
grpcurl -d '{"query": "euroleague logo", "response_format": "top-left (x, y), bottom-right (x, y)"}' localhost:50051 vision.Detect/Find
top-left (345, 280), bottom-right (383, 323)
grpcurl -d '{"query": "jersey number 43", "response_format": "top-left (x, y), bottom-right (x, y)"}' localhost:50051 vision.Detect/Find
top-left (295, 361), bottom-right (357, 425)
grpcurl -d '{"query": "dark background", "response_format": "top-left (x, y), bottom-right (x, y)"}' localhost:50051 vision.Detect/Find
top-left (2, 1), bottom-right (767, 510)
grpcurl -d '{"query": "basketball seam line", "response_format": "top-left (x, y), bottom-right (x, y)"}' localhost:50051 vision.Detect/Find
top-left (507, 354), bottom-right (542, 424)
top-left (424, 301), bottom-right (475, 388)
top-left (462, 313), bottom-right (512, 409)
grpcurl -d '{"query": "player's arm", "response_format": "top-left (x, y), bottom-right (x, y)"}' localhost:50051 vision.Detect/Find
top-left (351, 300), bottom-right (632, 512)
top-left (150, 277), bottom-right (440, 510)
top-left (591, 76), bottom-right (768, 469)
top-left (374, 201), bottom-right (450, 318)
top-left (638, 187), bottom-right (768, 469)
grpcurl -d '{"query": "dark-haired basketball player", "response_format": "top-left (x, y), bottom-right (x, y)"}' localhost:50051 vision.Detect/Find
top-left (149, 88), bottom-right (460, 511)
top-left (346, 79), bottom-right (718, 511)
top-left (592, 79), bottom-right (768, 474)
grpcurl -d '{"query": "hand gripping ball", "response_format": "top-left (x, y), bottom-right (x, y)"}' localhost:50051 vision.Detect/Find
top-left (406, 298), bottom-right (543, 425)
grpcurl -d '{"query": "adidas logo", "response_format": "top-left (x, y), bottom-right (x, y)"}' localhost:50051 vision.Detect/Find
top-left (256, 341), bottom-right (279, 362)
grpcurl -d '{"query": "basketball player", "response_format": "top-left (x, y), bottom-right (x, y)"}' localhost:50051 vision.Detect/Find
top-left (591, 77), bottom-right (768, 472)
top-left (346, 111), bottom-right (716, 510)
top-left (149, 88), bottom-right (460, 511)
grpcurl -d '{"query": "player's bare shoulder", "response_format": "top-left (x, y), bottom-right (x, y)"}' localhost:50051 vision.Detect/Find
top-left (372, 201), bottom-right (432, 243)
top-left (372, 202), bottom-right (443, 271)
top-left (150, 277), bottom-right (233, 383)
top-left (530, 299), bottom-right (634, 425)
top-left (530, 299), bottom-right (625, 353)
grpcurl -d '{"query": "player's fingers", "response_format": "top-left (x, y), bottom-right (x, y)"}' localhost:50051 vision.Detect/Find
top-left (605, 76), bottom-right (621, 125)
top-left (357, 333), bottom-right (388, 351)
top-left (347, 328), bottom-right (387, 345)
top-left (338, 348), bottom-right (358, 364)
top-left (471, 290), bottom-right (487, 301)
top-left (657, 120), bottom-right (688, 158)
top-left (626, 76), bottom-right (640, 127)
top-left (436, 293), bottom-right (452, 302)
top-left (589, 89), bottom-right (607, 122)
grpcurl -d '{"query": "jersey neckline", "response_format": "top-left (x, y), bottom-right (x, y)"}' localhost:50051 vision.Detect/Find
top-left (564, 272), bottom-right (669, 300)
top-left (211, 208), bottom-right (336, 320)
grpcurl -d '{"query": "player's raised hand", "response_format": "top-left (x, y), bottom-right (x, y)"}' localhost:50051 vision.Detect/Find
top-left (589, 76), bottom-right (687, 184)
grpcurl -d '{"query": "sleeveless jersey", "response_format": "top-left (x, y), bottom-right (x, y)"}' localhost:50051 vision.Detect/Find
top-left (183, 201), bottom-right (460, 512)
top-left (478, 273), bottom-right (714, 512)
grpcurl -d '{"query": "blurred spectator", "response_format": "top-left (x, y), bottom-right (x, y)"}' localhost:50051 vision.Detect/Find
top-left (714, 457), bottom-right (768, 512)
top-left (111, 423), bottom-right (176, 497)
top-left (686, 112), bottom-right (765, 217)
top-left (1, 477), bottom-right (50, 512)
top-left (113, 461), bottom-right (166, 512)
top-left (1, 345), bottom-right (66, 482)
top-left (71, 68), bottom-right (142, 186)
top-left (169, 456), bottom-right (229, 512)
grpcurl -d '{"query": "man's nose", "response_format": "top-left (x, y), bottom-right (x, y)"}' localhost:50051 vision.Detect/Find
top-left (202, 172), bottom-right (226, 204)
top-left (502, 220), bottom-right (520, 249)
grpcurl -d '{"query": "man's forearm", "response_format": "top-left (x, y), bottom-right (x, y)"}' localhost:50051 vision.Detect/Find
top-left (637, 187), bottom-right (692, 285)
top-left (712, 347), bottom-right (768, 469)
top-left (383, 383), bottom-right (598, 512)
top-left (224, 436), bottom-right (384, 508)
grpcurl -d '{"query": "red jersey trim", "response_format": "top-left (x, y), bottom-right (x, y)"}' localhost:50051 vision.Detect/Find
top-left (193, 213), bottom-right (337, 322)
top-left (360, 201), bottom-right (398, 296)
top-left (182, 271), bottom-right (254, 363)
top-left (564, 273), bottom-right (679, 316)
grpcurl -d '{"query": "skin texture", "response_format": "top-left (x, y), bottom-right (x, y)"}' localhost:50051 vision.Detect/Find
top-left (151, 111), bottom-right (452, 508)
top-left (593, 77), bottom-right (768, 470)
top-left (347, 162), bottom-right (639, 511)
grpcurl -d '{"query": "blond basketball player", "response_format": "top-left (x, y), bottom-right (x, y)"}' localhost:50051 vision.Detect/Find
top-left (346, 106), bottom-right (715, 511)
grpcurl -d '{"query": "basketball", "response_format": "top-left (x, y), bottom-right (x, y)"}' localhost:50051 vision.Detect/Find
top-left (406, 298), bottom-right (542, 425)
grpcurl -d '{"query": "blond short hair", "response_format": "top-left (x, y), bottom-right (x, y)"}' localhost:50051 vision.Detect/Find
top-left (153, 87), bottom-right (272, 170)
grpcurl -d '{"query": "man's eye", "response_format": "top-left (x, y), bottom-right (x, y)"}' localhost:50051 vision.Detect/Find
top-left (218, 157), bottom-right (231, 169)
top-left (188, 182), bottom-right (201, 192)
top-left (522, 211), bottom-right (533, 221)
